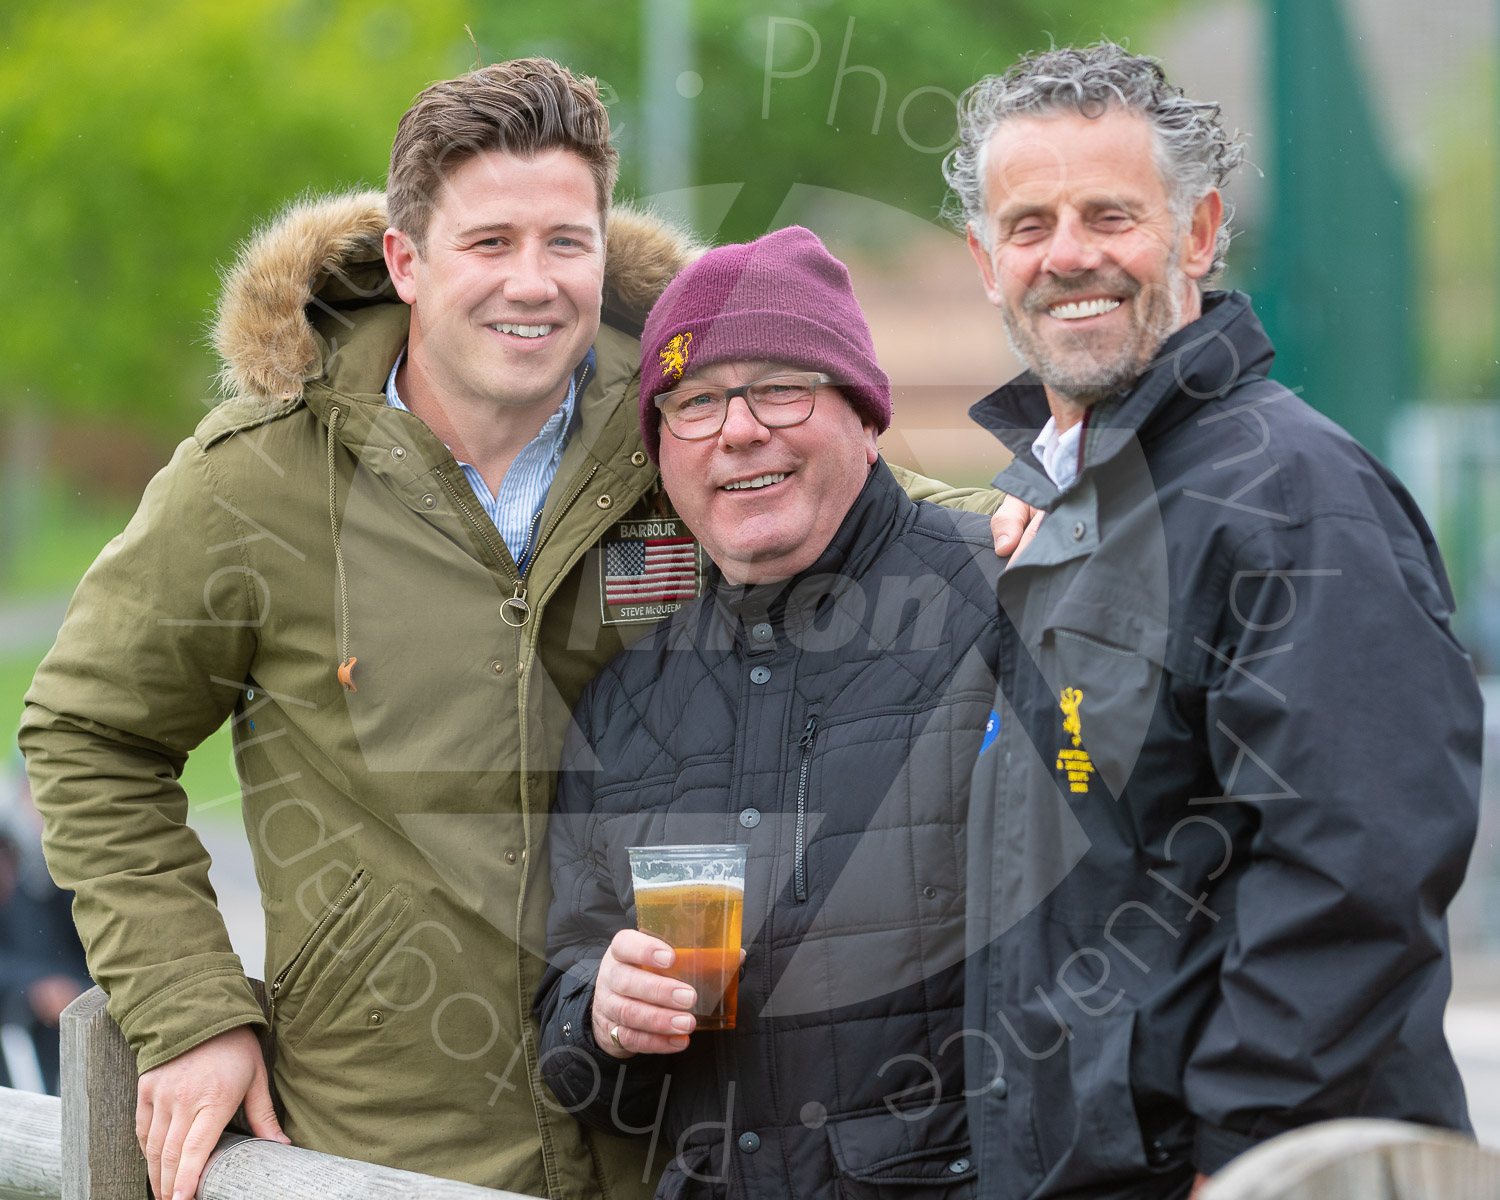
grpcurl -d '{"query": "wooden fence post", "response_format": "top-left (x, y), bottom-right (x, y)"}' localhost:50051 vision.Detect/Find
top-left (60, 986), bottom-right (145, 1200)
top-left (48, 979), bottom-right (522, 1200)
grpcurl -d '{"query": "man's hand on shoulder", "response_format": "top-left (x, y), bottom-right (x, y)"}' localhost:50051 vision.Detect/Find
top-left (136, 1025), bottom-right (289, 1200)
top-left (991, 493), bottom-right (1044, 563)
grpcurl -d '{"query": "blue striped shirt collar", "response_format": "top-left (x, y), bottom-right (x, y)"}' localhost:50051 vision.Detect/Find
top-left (383, 347), bottom-right (577, 461)
top-left (383, 347), bottom-right (581, 570)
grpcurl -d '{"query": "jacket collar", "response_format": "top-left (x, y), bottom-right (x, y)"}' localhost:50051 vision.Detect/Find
top-left (703, 459), bottom-right (911, 641)
top-left (970, 291), bottom-right (1275, 504)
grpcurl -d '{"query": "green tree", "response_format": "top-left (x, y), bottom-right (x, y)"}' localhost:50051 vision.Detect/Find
top-left (0, 0), bottom-right (475, 434)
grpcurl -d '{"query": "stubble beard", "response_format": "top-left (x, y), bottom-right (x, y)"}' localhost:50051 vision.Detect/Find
top-left (1001, 262), bottom-right (1185, 407)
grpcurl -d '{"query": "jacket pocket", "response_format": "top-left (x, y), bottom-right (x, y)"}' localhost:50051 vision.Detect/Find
top-left (1041, 602), bottom-right (1167, 806)
top-left (1028, 1009), bottom-right (1149, 1188)
top-left (826, 1099), bottom-right (976, 1200)
top-left (271, 867), bottom-right (410, 1050)
top-left (655, 1142), bottom-right (719, 1200)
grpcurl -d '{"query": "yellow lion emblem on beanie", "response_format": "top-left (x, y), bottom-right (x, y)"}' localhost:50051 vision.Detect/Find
top-left (660, 331), bottom-right (693, 381)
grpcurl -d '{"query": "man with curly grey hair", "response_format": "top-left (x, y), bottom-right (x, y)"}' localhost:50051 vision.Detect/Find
top-left (950, 42), bottom-right (1480, 1200)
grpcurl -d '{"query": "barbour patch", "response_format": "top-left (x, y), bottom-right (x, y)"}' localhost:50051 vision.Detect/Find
top-left (598, 515), bottom-right (705, 626)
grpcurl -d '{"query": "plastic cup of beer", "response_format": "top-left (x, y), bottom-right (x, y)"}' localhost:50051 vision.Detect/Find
top-left (627, 844), bottom-right (748, 1031)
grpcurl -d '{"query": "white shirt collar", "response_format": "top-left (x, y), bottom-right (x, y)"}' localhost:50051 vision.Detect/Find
top-left (1030, 415), bottom-right (1084, 492)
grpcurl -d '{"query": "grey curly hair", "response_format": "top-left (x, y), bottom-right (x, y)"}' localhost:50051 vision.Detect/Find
top-left (943, 42), bottom-right (1245, 283)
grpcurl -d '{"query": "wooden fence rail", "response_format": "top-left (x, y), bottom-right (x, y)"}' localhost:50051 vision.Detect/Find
top-left (0, 1085), bottom-right (61, 1200)
top-left (2, 985), bottom-right (1498, 1200)
top-left (0, 985), bottom-right (528, 1200)
top-left (200, 1135), bottom-right (534, 1199)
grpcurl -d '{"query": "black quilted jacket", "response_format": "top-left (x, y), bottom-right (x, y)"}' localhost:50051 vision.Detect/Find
top-left (535, 462), bottom-right (1005, 1200)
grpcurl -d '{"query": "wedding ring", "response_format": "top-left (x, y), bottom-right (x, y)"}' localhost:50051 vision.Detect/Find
top-left (609, 1025), bottom-right (623, 1050)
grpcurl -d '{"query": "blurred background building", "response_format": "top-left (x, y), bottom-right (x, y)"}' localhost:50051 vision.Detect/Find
top-left (1, 0), bottom-right (1496, 1129)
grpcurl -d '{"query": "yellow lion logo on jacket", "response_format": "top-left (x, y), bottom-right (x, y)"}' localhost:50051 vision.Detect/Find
top-left (1060, 687), bottom-right (1083, 747)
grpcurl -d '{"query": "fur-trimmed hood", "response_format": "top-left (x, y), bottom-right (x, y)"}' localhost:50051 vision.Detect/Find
top-left (211, 190), bottom-right (701, 401)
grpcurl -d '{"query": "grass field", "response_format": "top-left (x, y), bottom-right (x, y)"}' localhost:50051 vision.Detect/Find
top-left (4, 485), bottom-right (137, 597)
top-left (3, 485), bottom-right (242, 824)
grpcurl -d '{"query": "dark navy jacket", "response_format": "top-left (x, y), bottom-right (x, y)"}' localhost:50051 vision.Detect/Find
top-left (965, 291), bottom-right (1480, 1199)
top-left (537, 464), bottom-right (1003, 1200)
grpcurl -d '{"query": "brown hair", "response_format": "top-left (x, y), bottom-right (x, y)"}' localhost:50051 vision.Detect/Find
top-left (387, 57), bottom-right (619, 253)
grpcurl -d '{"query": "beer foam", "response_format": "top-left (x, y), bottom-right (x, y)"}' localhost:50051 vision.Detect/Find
top-left (632, 878), bottom-right (744, 893)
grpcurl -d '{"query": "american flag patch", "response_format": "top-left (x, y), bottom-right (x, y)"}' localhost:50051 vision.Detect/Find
top-left (603, 536), bottom-right (699, 606)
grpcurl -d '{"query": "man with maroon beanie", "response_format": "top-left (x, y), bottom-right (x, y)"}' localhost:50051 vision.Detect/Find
top-left (536, 226), bottom-right (1005, 1198)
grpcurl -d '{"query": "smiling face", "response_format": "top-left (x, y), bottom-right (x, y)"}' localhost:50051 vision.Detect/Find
top-left (384, 147), bottom-right (605, 415)
top-left (657, 360), bottom-right (879, 585)
top-left (967, 108), bottom-right (1221, 416)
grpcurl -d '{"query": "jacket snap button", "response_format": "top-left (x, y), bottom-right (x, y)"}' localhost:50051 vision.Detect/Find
top-left (991, 1075), bottom-right (1008, 1098)
top-left (800, 1101), bottom-right (827, 1129)
top-left (923, 886), bottom-right (937, 899)
top-left (630, 451), bottom-right (647, 466)
top-left (491, 660), bottom-right (504, 676)
top-left (1072, 520), bottom-right (1086, 540)
top-left (422, 493), bottom-right (436, 509)
top-left (504, 849), bottom-right (518, 864)
top-left (739, 807), bottom-right (761, 828)
top-left (562, 1021), bottom-right (572, 1038)
top-left (751, 622), bottom-right (773, 643)
top-left (368, 1010), bottom-right (384, 1027)
top-left (948, 1158), bottom-right (970, 1174)
top-left (596, 494), bottom-right (613, 509)
top-left (737, 1131), bottom-right (760, 1153)
top-left (391, 445), bottom-right (406, 460)
top-left (749, 666), bottom-right (771, 685)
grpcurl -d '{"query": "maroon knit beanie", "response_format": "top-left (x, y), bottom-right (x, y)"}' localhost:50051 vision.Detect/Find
top-left (638, 226), bottom-right (891, 463)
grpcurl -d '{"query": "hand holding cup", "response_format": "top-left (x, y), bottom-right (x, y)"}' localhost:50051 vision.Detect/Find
top-left (593, 929), bottom-right (698, 1057)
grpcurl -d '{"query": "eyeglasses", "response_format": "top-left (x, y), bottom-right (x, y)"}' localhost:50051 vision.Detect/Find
top-left (654, 372), bottom-right (834, 441)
